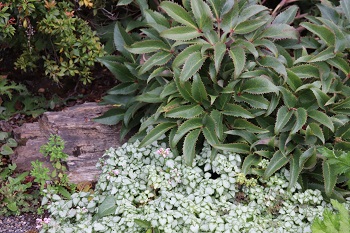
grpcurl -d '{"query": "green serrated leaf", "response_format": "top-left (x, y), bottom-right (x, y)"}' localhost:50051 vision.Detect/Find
top-left (139, 122), bottom-right (177, 147)
top-left (327, 56), bottom-right (350, 75)
top-left (258, 24), bottom-right (298, 40)
top-left (161, 26), bottom-right (202, 41)
top-left (242, 154), bottom-right (262, 174)
top-left (174, 75), bottom-right (195, 102)
top-left (191, 0), bottom-right (213, 32)
top-left (139, 51), bottom-right (173, 74)
top-left (173, 44), bottom-right (203, 67)
top-left (191, 74), bottom-right (208, 103)
top-left (222, 103), bottom-right (254, 118)
top-left (97, 57), bottom-right (135, 82)
top-left (239, 5), bottom-right (268, 22)
top-left (288, 150), bottom-right (301, 190)
top-left (114, 23), bottom-right (134, 61)
top-left (290, 108), bottom-right (307, 135)
top-left (300, 22), bottom-right (335, 46)
top-left (214, 42), bottom-right (226, 73)
top-left (263, 151), bottom-right (290, 179)
top-left (229, 46), bottom-right (245, 78)
top-left (289, 64), bottom-right (319, 79)
top-left (323, 161), bottom-right (337, 196)
top-left (210, 109), bottom-right (224, 140)
top-left (299, 147), bottom-right (316, 167)
top-left (233, 39), bottom-right (258, 58)
top-left (235, 93), bottom-right (269, 110)
top-left (309, 110), bottom-right (334, 132)
top-left (279, 86), bottom-right (297, 108)
top-left (225, 130), bottom-right (257, 144)
top-left (144, 10), bottom-right (170, 32)
top-left (202, 115), bottom-right (219, 145)
top-left (213, 143), bottom-right (250, 154)
top-left (233, 119), bottom-right (269, 133)
top-left (166, 104), bottom-right (204, 119)
top-left (307, 123), bottom-right (325, 144)
top-left (310, 87), bottom-right (330, 110)
top-left (183, 128), bottom-right (201, 166)
top-left (241, 76), bottom-right (279, 94)
top-left (172, 118), bottom-right (203, 147)
top-left (93, 108), bottom-right (125, 125)
top-left (234, 19), bottom-right (267, 34)
top-left (108, 82), bottom-right (139, 95)
top-left (254, 39), bottom-right (278, 57)
top-left (259, 56), bottom-right (287, 78)
top-left (273, 5), bottom-right (298, 24)
top-left (160, 1), bottom-right (197, 28)
top-left (275, 106), bottom-right (294, 134)
top-left (127, 40), bottom-right (170, 54)
top-left (179, 52), bottom-right (206, 81)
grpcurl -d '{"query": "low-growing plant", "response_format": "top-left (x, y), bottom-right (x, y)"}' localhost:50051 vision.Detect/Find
top-left (31, 134), bottom-right (75, 200)
top-left (97, 0), bottom-right (350, 200)
top-left (0, 163), bottom-right (38, 215)
top-left (312, 199), bottom-right (350, 233)
top-left (39, 139), bottom-right (337, 232)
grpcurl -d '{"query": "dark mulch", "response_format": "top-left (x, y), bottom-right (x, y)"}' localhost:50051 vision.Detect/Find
top-left (0, 212), bottom-right (40, 233)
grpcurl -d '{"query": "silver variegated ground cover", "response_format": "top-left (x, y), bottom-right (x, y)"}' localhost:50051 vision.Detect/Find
top-left (39, 140), bottom-right (347, 233)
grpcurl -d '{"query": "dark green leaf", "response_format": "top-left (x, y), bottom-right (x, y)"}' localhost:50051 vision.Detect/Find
top-left (234, 19), bottom-right (267, 34)
top-left (235, 93), bottom-right (269, 110)
top-left (233, 119), bottom-right (269, 133)
top-left (191, 0), bottom-right (213, 32)
top-left (160, 1), bottom-right (197, 28)
top-left (213, 143), bottom-right (250, 154)
top-left (173, 44), bottom-right (203, 67)
top-left (300, 22), bottom-right (335, 46)
top-left (323, 161), bottom-right (337, 196)
top-left (97, 57), bottom-right (135, 82)
top-left (290, 108), bottom-right (307, 135)
top-left (114, 23), bottom-right (134, 61)
top-left (273, 5), bottom-right (298, 24)
top-left (139, 51), bottom-right (173, 74)
top-left (93, 108), bottom-right (125, 125)
top-left (327, 56), bottom-right (350, 76)
top-left (229, 46), bottom-right (246, 78)
top-left (166, 104), bottom-right (204, 119)
top-left (161, 26), bottom-right (202, 41)
top-left (275, 106), bottom-right (293, 134)
top-left (289, 65), bottom-right (319, 79)
top-left (179, 52), bottom-right (206, 81)
top-left (108, 82), bottom-right (139, 95)
top-left (214, 42), bottom-right (226, 73)
top-left (242, 154), bottom-right (262, 174)
top-left (139, 122), bottom-right (177, 147)
top-left (259, 56), bottom-right (287, 78)
top-left (308, 110), bottom-right (334, 132)
top-left (127, 40), bottom-right (170, 54)
top-left (307, 123), bottom-right (325, 144)
top-left (258, 24), bottom-right (298, 40)
top-left (279, 87), bottom-right (297, 108)
top-left (202, 115), bottom-right (219, 145)
top-left (191, 74), bottom-right (208, 103)
top-left (241, 76), bottom-right (279, 94)
top-left (222, 103), bottom-right (254, 118)
top-left (172, 118), bottom-right (203, 147)
top-left (263, 151), bottom-right (290, 179)
top-left (183, 129), bottom-right (201, 166)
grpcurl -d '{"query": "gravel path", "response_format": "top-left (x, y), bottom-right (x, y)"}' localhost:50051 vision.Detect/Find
top-left (0, 213), bottom-right (39, 233)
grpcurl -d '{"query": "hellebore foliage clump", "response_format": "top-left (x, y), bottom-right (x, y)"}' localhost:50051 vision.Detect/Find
top-left (97, 0), bottom-right (350, 200)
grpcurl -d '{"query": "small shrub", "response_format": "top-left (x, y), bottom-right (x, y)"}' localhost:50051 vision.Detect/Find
top-left (1, 0), bottom-right (105, 83)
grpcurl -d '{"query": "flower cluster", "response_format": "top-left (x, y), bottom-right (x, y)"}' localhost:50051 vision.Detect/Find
top-left (39, 139), bottom-right (348, 233)
top-left (36, 217), bottom-right (50, 229)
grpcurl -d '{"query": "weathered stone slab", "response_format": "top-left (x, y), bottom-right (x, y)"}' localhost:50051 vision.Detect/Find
top-left (12, 102), bottom-right (124, 183)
